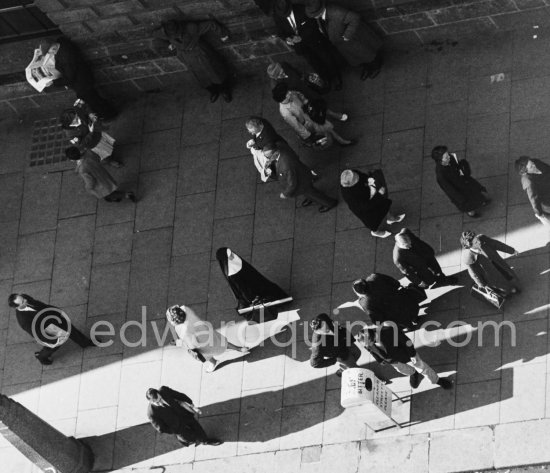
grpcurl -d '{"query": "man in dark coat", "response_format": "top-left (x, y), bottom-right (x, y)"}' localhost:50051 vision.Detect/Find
top-left (340, 169), bottom-right (404, 238)
top-left (146, 386), bottom-right (222, 446)
top-left (305, 0), bottom-right (383, 80)
top-left (267, 61), bottom-right (328, 100)
top-left (515, 156), bottom-right (550, 226)
top-left (158, 20), bottom-right (232, 103)
top-left (8, 293), bottom-right (95, 365)
top-left (352, 274), bottom-right (421, 329)
top-left (359, 323), bottom-right (452, 389)
top-left (309, 313), bottom-right (361, 376)
top-left (393, 228), bottom-right (457, 288)
top-left (263, 142), bottom-right (337, 212)
top-left (432, 145), bottom-right (489, 218)
top-left (41, 38), bottom-right (117, 119)
top-left (273, 0), bottom-right (345, 89)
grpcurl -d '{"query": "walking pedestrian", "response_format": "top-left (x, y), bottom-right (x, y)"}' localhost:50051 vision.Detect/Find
top-left (340, 169), bottom-right (404, 238)
top-left (272, 83), bottom-right (352, 148)
top-left (146, 386), bottom-right (222, 446)
top-left (8, 293), bottom-right (96, 365)
top-left (393, 228), bottom-right (457, 288)
top-left (263, 141), bottom-right (337, 212)
top-left (359, 323), bottom-right (452, 389)
top-left (351, 274), bottom-right (422, 329)
top-left (431, 145), bottom-right (489, 218)
top-left (305, 0), bottom-right (383, 80)
top-left (309, 313), bottom-right (361, 376)
top-left (245, 116), bottom-right (285, 181)
top-left (157, 19), bottom-right (232, 103)
top-left (273, 0), bottom-right (345, 89)
top-left (166, 305), bottom-right (248, 373)
top-left (460, 230), bottom-right (520, 296)
top-left (514, 156), bottom-right (550, 226)
top-left (216, 247), bottom-right (290, 323)
top-left (65, 147), bottom-right (136, 202)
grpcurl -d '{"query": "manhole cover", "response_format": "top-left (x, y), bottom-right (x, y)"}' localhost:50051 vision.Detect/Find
top-left (29, 117), bottom-right (67, 167)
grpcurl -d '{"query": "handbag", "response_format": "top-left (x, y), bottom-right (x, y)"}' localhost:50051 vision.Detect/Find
top-left (303, 98), bottom-right (327, 124)
top-left (470, 284), bottom-right (505, 309)
top-left (188, 348), bottom-right (206, 363)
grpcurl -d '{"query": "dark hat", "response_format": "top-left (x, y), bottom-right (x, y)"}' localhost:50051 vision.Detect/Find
top-left (305, 0), bottom-right (325, 18)
top-left (273, 0), bottom-right (291, 17)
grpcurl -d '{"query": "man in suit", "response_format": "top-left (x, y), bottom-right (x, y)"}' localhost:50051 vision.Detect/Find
top-left (273, 0), bottom-right (344, 89)
top-left (37, 37), bottom-right (117, 119)
top-left (8, 293), bottom-right (96, 365)
top-left (309, 313), bottom-right (361, 376)
top-left (358, 322), bottom-right (452, 389)
top-left (146, 386), bottom-right (222, 446)
top-left (393, 228), bottom-right (457, 288)
top-left (515, 156), bottom-right (550, 226)
top-left (305, 0), bottom-right (383, 80)
top-left (263, 141), bottom-right (337, 212)
top-left (245, 116), bottom-right (286, 182)
top-left (65, 147), bottom-right (137, 202)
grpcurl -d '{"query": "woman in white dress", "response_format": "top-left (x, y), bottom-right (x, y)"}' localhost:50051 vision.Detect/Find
top-left (166, 304), bottom-right (248, 373)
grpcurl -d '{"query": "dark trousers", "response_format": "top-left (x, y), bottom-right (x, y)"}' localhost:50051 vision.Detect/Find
top-left (36, 326), bottom-right (94, 361)
top-left (104, 190), bottom-right (127, 202)
top-left (303, 184), bottom-right (337, 208)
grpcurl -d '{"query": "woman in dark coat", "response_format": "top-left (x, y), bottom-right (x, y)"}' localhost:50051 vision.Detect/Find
top-left (432, 145), bottom-right (489, 218)
top-left (515, 156), bottom-right (550, 226)
top-left (460, 230), bottom-right (520, 296)
top-left (215, 247), bottom-right (291, 323)
top-left (158, 19), bottom-right (232, 103)
top-left (340, 169), bottom-right (405, 238)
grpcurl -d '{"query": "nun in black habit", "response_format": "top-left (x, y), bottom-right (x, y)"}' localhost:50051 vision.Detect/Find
top-left (215, 247), bottom-right (291, 323)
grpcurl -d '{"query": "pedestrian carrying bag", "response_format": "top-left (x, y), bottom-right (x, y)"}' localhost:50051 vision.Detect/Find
top-left (470, 284), bottom-right (505, 309)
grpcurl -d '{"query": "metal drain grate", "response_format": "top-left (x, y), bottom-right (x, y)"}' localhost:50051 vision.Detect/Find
top-left (29, 117), bottom-right (67, 167)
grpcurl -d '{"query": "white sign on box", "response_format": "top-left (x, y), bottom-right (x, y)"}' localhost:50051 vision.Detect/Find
top-left (340, 368), bottom-right (392, 417)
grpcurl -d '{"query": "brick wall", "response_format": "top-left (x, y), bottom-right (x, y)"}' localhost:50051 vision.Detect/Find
top-left (2, 0), bottom-right (550, 116)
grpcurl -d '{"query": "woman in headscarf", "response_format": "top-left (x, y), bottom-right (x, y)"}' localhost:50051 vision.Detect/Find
top-left (340, 169), bottom-right (405, 238)
top-left (460, 230), bottom-right (520, 296)
top-left (166, 304), bottom-right (247, 373)
top-left (156, 19), bottom-right (232, 103)
top-left (215, 247), bottom-right (291, 323)
top-left (432, 145), bottom-right (489, 218)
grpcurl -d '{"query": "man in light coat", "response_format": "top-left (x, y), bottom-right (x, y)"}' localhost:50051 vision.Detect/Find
top-left (65, 147), bottom-right (136, 202)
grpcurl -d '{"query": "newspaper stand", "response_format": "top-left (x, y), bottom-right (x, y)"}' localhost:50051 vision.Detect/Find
top-left (341, 368), bottom-right (407, 432)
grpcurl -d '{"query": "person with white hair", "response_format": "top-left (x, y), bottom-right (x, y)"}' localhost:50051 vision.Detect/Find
top-left (340, 168), bottom-right (404, 238)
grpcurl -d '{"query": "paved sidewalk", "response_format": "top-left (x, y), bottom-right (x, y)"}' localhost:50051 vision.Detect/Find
top-left (1, 26), bottom-right (550, 473)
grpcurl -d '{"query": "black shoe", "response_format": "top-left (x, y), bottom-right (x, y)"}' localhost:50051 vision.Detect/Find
top-left (466, 211), bottom-right (480, 218)
top-left (368, 67), bottom-right (381, 79)
top-left (335, 368), bottom-right (343, 378)
top-left (319, 204), bottom-right (336, 213)
top-left (126, 192), bottom-right (137, 203)
top-left (437, 377), bottom-right (453, 390)
top-left (221, 90), bottom-right (232, 103)
top-left (204, 439), bottom-right (223, 446)
top-left (209, 91), bottom-right (220, 103)
top-left (409, 372), bottom-right (423, 389)
top-left (311, 171), bottom-right (320, 182)
top-left (35, 353), bottom-right (52, 365)
top-left (300, 198), bottom-right (313, 207)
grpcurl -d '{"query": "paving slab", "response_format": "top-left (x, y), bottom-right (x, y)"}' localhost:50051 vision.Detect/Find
top-left (88, 262), bottom-right (131, 316)
top-left (58, 169), bottom-right (97, 220)
top-left (253, 181), bottom-right (296, 244)
top-left (177, 142), bottom-right (219, 196)
top-left (93, 221), bottom-right (134, 266)
top-left (14, 230), bottom-right (56, 284)
top-left (383, 88), bottom-right (426, 133)
top-left (135, 168), bottom-right (177, 232)
top-left (0, 224), bottom-right (18, 281)
top-left (429, 426), bottom-right (494, 473)
top-left (172, 192), bottom-right (215, 256)
top-left (0, 172), bottom-right (23, 223)
top-left (360, 434), bottom-right (429, 473)
top-left (141, 128), bottom-right (181, 172)
top-left (214, 156), bottom-right (257, 218)
top-left (19, 172), bottom-right (61, 235)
